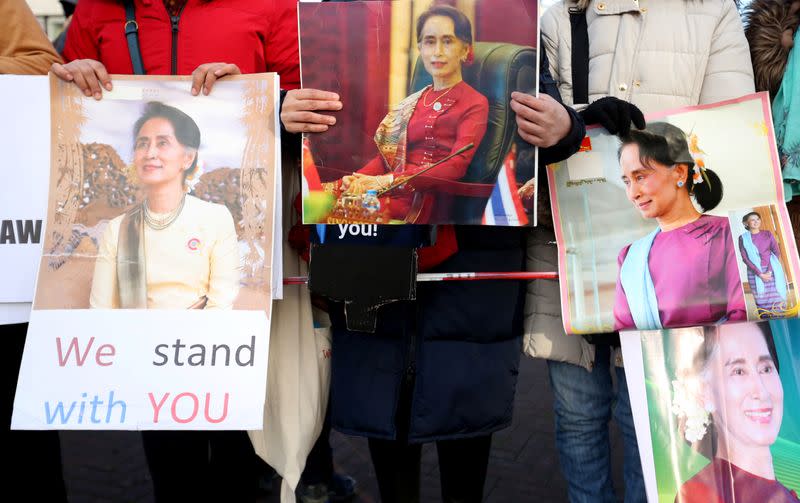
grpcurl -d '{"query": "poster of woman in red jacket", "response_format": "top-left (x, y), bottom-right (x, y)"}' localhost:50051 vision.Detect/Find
top-left (299, 0), bottom-right (538, 226)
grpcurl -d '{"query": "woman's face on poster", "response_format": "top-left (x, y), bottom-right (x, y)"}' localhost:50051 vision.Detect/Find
top-left (418, 15), bottom-right (468, 83)
top-left (746, 214), bottom-right (762, 231)
top-left (705, 323), bottom-right (784, 449)
top-left (620, 143), bottom-right (684, 219)
top-left (133, 117), bottom-right (195, 190)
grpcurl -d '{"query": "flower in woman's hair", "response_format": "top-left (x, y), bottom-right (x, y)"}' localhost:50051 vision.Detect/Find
top-left (671, 379), bottom-right (711, 443)
top-left (185, 158), bottom-right (204, 193)
top-left (465, 45), bottom-right (475, 65)
top-left (692, 166), bottom-right (704, 185)
top-left (687, 133), bottom-right (712, 187)
top-left (688, 133), bottom-right (706, 157)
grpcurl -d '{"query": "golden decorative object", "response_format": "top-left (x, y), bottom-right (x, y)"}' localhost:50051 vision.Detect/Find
top-left (325, 193), bottom-right (389, 224)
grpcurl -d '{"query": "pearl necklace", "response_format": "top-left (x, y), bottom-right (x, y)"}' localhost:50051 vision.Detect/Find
top-left (144, 195), bottom-right (186, 230)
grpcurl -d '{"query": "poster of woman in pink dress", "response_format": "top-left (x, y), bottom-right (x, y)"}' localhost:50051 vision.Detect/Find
top-left (548, 93), bottom-right (800, 334)
top-left (612, 122), bottom-right (747, 331)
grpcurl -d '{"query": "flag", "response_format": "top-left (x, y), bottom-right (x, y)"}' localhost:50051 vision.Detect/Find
top-left (301, 139), bottom-right (335, 224)
top-left (302, 138), bottom-right (323, 192)
top-left (481, 148), bottom-right (529, 226)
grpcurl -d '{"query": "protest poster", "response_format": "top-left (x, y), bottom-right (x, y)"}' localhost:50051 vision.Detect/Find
top-left (0, 76), bottom-right (49, 324)
top-left (620, 320), bottom-right (800, 503)
top-left (548, 93), bottom-right (800, 334)
top-left (12, 74), bottom-right (281, 429)
top-left (299, 0), bottom-right (538, 226)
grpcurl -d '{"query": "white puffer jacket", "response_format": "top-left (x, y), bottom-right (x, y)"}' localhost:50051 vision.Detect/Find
top-left (524, 0), bottom-right (755, 370)
top-left (542, 0), bottom-right (754, 110)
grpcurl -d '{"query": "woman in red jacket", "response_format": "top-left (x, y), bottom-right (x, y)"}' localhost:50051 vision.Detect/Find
top-left (50, 2), bottom-right (341, 501)
top-left (55, 0), bottom-right (300, 93)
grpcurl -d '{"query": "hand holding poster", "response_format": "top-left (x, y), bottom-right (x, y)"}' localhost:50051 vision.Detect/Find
top-left (13, 74), bottom-right (281, 429)
top-left (549, 94), bottom-right (800, 334)
top-left (298, 0), bottom-right (538, 226)
top-left (621, 320), bottom-right (800, 503)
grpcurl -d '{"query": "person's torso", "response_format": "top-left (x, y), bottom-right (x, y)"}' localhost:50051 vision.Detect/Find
top-left (405, 83), bottom-right (471, 170)
top-left (400, 83), bottom-right (487, 222)
top-left (646, 215), bottom-right (734, 327)
top-left (681, 457), bottom-right (800, 503)
top-left (752, 231), bottom-right (775, 268)
top-left (138, 196), bottom-right (228, 308)
top-left (542, 0), bottom-right (752, 113)
top-left (65, 0), bottom-right (298, 85)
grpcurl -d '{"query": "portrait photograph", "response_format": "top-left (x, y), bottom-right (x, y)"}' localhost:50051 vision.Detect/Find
top-left (33, 75), bottom-right (280, 314)
top-left (299, 0), bottom-right (537, 226)
top-left (729, 205), bottom-right (798, 320)
top-left (548, 93), bottom-right (800, 334)
top-left (635, 320), bottom-right (800, 503)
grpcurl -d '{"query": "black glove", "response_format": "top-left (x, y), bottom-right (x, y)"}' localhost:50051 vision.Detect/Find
top-left (579, 96), bottom-right (646, 136)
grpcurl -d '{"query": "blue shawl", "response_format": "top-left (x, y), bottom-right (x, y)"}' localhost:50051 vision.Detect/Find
top-left (619, 228), bottom-right (662, 330)
top-left (741, 231), bottom-right (787, 301)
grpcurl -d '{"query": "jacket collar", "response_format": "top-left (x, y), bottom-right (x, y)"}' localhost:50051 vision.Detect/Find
top-left (571, 0), bottom-right (643, 15)
top-left (588, 0), bottom-right (642, 16)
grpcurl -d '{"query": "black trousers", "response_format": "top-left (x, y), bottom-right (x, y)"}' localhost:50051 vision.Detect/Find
top-left (366, 376), bottom-right (492, 503)
top-left (141, 430), bottom-right (259, 502)
top-left (1, 323), bottom-right (67, 502)
top-left (300, 391), bottom-right (334, 486)
top-left (368, 434), bottom-right (492, 503)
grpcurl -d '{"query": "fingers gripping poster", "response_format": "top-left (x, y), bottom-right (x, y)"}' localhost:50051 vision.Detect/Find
top-left (548, 94), bottom-right (800, 334)
top-left (12, 75), bottom-right (281, 430)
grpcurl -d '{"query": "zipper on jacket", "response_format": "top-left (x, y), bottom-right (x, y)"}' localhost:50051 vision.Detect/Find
top-left (169, 4), bottom-right (186, 75)
top-left (405, 303), bottom-right (418, 385)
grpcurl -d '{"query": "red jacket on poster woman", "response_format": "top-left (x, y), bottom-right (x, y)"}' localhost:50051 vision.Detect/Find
top-left (62, 0), bottom-right (300, 89)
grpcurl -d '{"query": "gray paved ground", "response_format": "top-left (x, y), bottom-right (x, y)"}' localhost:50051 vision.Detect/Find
top-left (61, 357), bottom-right (626, 502)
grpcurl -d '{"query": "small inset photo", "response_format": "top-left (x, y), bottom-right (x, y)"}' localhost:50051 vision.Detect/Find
top-left (729, 205), bottom-right (798, 319)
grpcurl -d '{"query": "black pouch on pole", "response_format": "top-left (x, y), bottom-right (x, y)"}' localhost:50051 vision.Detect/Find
top-left (308, 243), bottom-right (417, 333)
top-left (123, 0), bottom-right (146, 75)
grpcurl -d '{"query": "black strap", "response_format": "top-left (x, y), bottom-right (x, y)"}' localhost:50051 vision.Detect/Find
top-left (569, 6), bottom-right (589, 104)
top-left (123, 0), bottom-right (146, 75)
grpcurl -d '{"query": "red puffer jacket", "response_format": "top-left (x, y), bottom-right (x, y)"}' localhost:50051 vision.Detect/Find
top-left (62, 0), bottom-right (300, 89)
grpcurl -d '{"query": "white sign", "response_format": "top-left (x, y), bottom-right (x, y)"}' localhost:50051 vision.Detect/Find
top-left (619, 331), bottom-right (659, 503)
top-left (13, 75), bottom-right (281, 429)
top-left (0, 303), bottom-right (33, 325)
top-left (13, 310), bottom-right (269, 429)
top-left (0, 76), bottom-right (49, 318)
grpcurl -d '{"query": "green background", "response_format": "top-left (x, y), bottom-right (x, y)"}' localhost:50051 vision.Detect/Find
top-left (641, 319), bottom-right (800, 503)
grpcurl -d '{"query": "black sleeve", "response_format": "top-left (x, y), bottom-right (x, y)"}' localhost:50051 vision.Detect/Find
top-left (538, 105), bottom-right (583, 167)
top-left (514, 43), bottom-right (585, 182)
top-left (279, 88), bottom-right (301, 159)
top-left (537, 45), bottom-right (585, 166)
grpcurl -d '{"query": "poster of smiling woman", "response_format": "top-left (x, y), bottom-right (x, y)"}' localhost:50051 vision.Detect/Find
top-left (548, 93), bottom-right (800, 334)
top-left (299, 0), bottom-right (538, 226)
top-left (12, 74), bottom-right (280, 430)
top-left (620, 320), bottom-right (800, 503)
